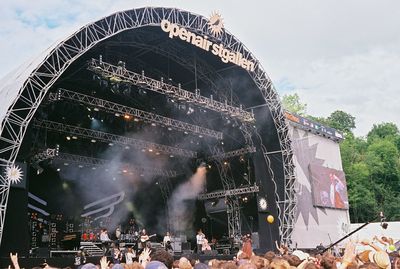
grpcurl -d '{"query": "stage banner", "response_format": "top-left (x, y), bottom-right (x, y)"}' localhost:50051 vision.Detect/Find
top-left (309, 164), bottom-right (349, 209)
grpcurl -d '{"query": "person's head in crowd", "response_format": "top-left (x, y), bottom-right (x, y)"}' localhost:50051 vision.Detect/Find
top-left (369, 251), bottom-right (391, 269)
top-left (292, 250), bottom-right (310, 262)
top-left (320, 253), bottom-right (337, 269)
top-left (219, 261), bottom-right (238, 269)
top-left (287, 255), bottom-right (302, 267)
top-left (173, 260), bottom-right (180, 269)
top-left (238, 252), bottom-right (250, 261)
top-left (359, 263), bottom-right (380, 269)
top-left (179, 257), bottom-right (192, 269)
top-left (238, 263), bottom-right (257, 269)
top-left (81, 263), bottom-right (97, 269)
top-left (304, 262), bottom-right (319, 269)
top-left (145, 260), bottom-right (168, 269)
top-left (194, 262), bottom-right (209, 269)
top-left (264, 251), bottom-right (276, 262)
top-left (269, 258), bottom-right (291, 269)
top-left (129, 262), bottom-right (145, 269)
top-left (249, 255), bottom-right (265, 269)
top-left (150, 249), bottom-right (173, 269)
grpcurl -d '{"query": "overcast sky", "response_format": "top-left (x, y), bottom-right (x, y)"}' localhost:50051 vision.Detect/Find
top-left (1, 0), bottom-right (399, 136)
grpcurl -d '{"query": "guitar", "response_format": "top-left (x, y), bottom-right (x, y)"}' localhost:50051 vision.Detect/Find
top-left (140, 234), bottom-right (156, 243)
top-left (202, 238), bottom-right (211, 251)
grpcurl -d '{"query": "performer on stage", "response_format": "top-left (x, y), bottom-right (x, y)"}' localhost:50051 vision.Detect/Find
top-left (100, 228), bottom-right (111, 255)
top-left (196, 229), bottom-right (205, 253)
top-left (115, 225), bottom-right (121, 241)
top-left (242, 234), bottom-right (254, 258)
top-left (163, 232), bottom-right (173, 253)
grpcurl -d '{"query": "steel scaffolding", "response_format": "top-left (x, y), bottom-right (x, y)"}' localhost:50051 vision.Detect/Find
top-left (208, 146), bottom-right (256, 160)
top-left (32, 148), bottom-right (177, 177)
top-left (32, 119), bottom-right (197, 158)
top-left (198, 185), bottom-right (259, 200)
top-left (51, 88), bottom-right (223, 140)
top-left (88, 58), bottom-right (255, 123)
top-left (0, 7), bottom-right (296, 245)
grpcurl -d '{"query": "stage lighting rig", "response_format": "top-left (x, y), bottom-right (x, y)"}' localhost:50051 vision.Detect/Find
top-left (33, 119), bottom-right (197, 158)
top-left (88, 57), bottom-right (255, 123)
top-left (51, 88), bottom-right (223, 140)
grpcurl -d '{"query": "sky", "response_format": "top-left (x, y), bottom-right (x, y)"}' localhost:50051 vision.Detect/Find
top-left (0, 0), bottom-right (399, 136)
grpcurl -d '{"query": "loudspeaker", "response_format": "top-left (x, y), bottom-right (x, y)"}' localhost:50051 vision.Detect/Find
top-left (181, 242), bottom-right (191, 250)
top-left (0, 187), bottom-right (29, 256)
top-left (204, 199), bottom-right (227, 214)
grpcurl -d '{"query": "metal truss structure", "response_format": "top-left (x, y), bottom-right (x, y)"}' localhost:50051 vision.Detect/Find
top-left (210, 146), bottom-right (242, 239)
top-left (33, 148), bottom-right (177, 177)
top-left (32, 119), bottom-right (197, 158)
top-left (51, 88), bottom-right (222, 140)
top-left (198, 185), bottom-right (259, 200)
top-left (0, 7), bottom-right (296, 245)
top-left (88, 58), bottom-right (255, 123)
top-left (208, 146), bottom-right (256, 161)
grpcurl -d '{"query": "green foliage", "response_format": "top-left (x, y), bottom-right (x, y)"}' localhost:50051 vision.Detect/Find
top-left (367, 122), bottom-right (399, 143)
top-left (281, 93), bottom-right (307, 116)
top-left (341, 126), bottom-right (400, 222)
top-left (327, 110), bottom-right (356, 134)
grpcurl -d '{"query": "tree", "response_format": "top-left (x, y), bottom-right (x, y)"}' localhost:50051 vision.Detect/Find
top-left (327, 110), bottom-right (356, 134)
top-left (367, 122), bottom-right (399, 143)
top-left (281, 93), bottom-right (307, 116)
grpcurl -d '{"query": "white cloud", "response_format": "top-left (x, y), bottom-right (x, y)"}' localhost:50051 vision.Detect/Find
top-left (0, 0), bottom-right (399, 135)
top-left (282, 48), bottom-right (400, 136)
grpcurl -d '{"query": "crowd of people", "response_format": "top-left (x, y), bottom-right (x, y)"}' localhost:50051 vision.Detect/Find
top-left (5, 235), bottom-right (400, 269)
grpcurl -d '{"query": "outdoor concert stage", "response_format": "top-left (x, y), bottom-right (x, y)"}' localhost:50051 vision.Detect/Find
top-left (0, 7), bottom-right (300, 256)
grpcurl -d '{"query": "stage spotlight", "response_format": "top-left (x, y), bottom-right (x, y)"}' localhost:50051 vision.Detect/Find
top-left (64, 163), bottom-right (69, 166)
top-left (115, 113), bottom-right (121, 117)
top-left (93, 107), bottom-right (99, 112)
top-left (124, 114), bottom-right (131, 120)
top-left (108, 143), bottom-right (114, 146)
top-left (72, 136), bottom-right (78, 140)
top-left (91, 139), bottom-right (96, 143)
top-left (148, 149), bottom-right (153, 152)
top-left (66, 136), bottom-right (71, 140)
top-left (169, 155), bottom-right (174, 158)
top-left (223, 161), bottom-right (228, 165)
top-left (56, 168), bottom-right (61, 172)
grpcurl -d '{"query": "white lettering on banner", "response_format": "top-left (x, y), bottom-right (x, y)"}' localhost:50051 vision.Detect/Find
top-left (160, 20), bottom-right (255, 72)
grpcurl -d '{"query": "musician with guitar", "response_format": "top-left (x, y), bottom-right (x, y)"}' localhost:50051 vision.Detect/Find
top-left (139, 228), bottom-right (156, 249)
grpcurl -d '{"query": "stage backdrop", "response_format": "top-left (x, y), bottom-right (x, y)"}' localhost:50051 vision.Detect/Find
top-left (309, 164), bottom-right (349, 210)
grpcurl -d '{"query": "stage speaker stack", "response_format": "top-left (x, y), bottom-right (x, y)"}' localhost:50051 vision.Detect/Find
top-left (0, 162), bottom-right (29, 257)
top-left (171, 236), bottom-right (182, 253)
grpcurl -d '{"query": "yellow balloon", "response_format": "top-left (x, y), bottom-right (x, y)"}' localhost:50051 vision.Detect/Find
top-left (266, 215), bottom-right (274, 224)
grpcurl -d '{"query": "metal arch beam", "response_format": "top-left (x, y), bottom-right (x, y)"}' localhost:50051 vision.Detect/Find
top-left (32, 119), bottom-right (197, 158)
top-left (0, 7), bottom-right (296, 246)
top-left (88, 58), bottom-right (255, 123)
top-left (52, 88), bottom-right (223, 140)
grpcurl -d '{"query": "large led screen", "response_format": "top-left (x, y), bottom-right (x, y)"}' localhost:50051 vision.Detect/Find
top-left (309, 164), bottom-right (349, 209)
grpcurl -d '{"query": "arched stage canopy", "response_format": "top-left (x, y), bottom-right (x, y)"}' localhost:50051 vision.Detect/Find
top-left (0, 7), bottom-right (296, 249)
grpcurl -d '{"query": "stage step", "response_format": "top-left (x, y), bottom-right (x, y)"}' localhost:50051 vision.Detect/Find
top-left (80, 241), bottom-right (104, 256)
